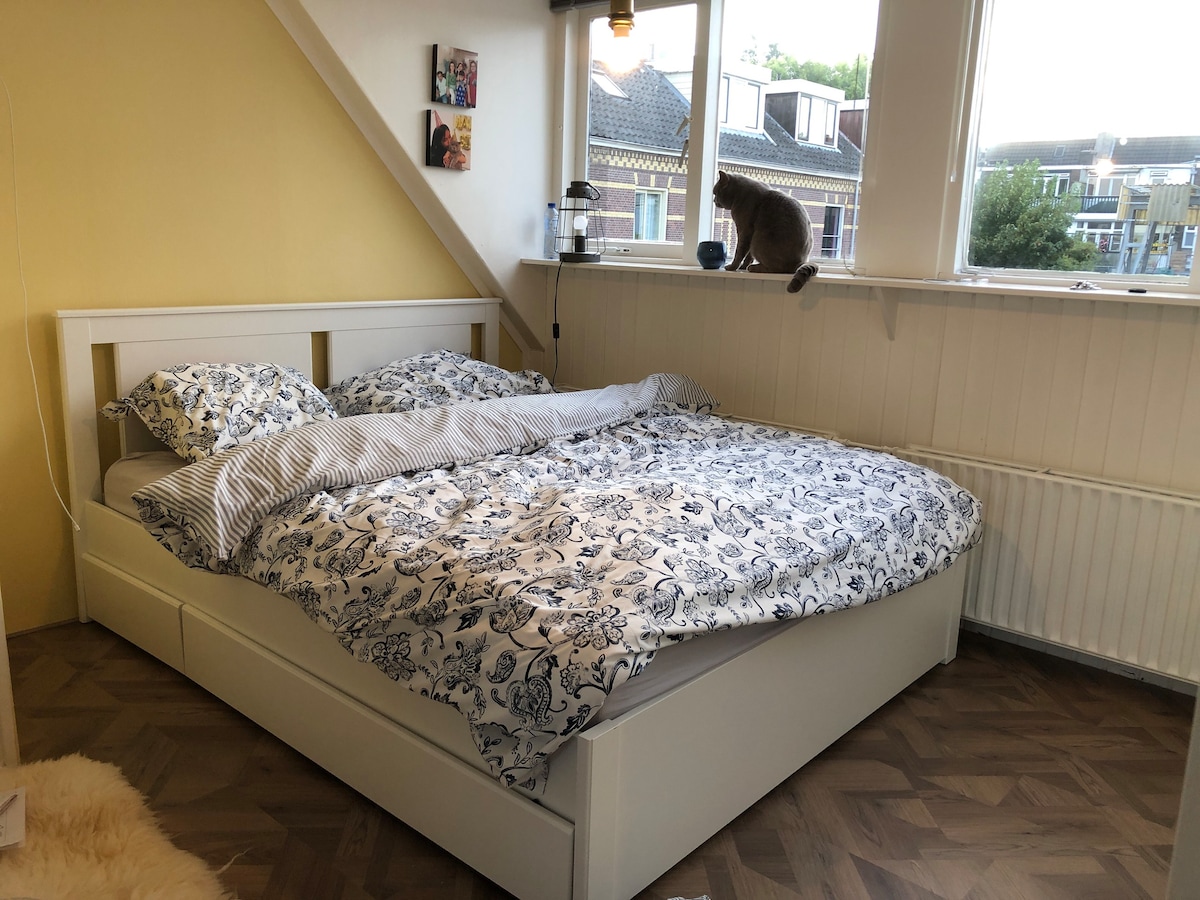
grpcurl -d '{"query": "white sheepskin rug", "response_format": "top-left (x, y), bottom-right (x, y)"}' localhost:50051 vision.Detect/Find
top-left (0, 753), bottom-right (234, 899)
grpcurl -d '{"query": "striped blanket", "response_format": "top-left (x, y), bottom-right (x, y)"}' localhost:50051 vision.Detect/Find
top-left (134, 375), bottom-right (982, 790)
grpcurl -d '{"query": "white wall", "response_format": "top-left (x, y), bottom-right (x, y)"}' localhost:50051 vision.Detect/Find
top-left (267, 0), bottom-right (560, 360)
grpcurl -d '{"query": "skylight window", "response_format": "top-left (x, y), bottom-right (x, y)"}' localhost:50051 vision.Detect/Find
top-left (592, 71), bottom-right (629, 99)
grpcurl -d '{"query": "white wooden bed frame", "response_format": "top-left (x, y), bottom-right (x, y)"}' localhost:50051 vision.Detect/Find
top-left (57, 299), bottom-right (968, 900)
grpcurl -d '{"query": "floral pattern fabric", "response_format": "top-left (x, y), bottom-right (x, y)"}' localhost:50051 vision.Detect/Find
top-left (324, 348), bottom-right (553, 416)
top-left (137, 388), bottom-right (982, 790)
top-left (102, 362), bottom-right (337, 462)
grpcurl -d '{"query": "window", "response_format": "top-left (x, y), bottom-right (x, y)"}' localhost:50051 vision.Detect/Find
top-left (577, 0), bottom-right (873, 264)
top-left (765, 88), bottom-right (843, 148)
top-left (592, 71), bottom-right (630, 99)
top-left (1044, 173), bottom-right (1070, 197)
top-left (821, 206), bottom-right (844, 256)
top-left (965, 0), bottom-right (1200, 286)
top-left (565, 0), bottom-right (1200, 293)
top-left (719, 72), bottom-right (762, 131)
top-left (585, 5), bottom-right (695, 249)
top-left (796, 95), bottom-right (811, 141)
top-left (634, 189), bottom-right (668, 240)
top-left (1093, 175), bottom-right (1129, 199)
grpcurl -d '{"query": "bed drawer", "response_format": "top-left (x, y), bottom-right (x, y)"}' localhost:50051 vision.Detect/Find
top-left (180, 605), bottom-right (575, 900)
top-left (81, 555), bottom-right (185, 672)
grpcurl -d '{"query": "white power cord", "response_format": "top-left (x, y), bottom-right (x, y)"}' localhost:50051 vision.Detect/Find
top-left (2, 74), bottom-right (81, 532)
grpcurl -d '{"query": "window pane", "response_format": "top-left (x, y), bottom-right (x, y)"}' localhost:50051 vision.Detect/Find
top-left (797, 96), bottom-right (810, 141)
top-left (586, 6), bottom-right (696, 246)
top-left (711, 0), bottom-right (877, 264)
top-left (634, 190), bottom-right (666, 240)
top-left (821, 206), bottom-right (843, 256)
top-left (720, 75), bottom-right (761, 131)
top-left (967, 0), bottom-right (1200, 280)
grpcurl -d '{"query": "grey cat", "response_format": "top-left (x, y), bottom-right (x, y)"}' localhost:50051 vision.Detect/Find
top-left (712, 170), bottom-right (818, 292)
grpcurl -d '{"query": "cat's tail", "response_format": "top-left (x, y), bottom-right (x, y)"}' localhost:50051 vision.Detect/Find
top-left (787, 263), bottom-right (819, 293)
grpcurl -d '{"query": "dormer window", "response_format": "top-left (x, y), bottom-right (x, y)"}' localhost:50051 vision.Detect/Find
top-left (592, 71), bottom-right (630, 99)
top-left (716, 61), bottom-right (769, 134)
top-left (720, 74), bottom-right (762, 130)
top-left (764, 80), bottom-right (844, 148)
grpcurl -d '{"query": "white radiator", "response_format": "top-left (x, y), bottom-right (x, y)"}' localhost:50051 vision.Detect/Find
top-left (893, 448), bottom-right (1200, 685)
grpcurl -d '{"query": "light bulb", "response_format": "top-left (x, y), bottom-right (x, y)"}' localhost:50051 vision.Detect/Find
top-left (572, 214), bottom-right (588, 254)
top-left (595, 32), bottom-right (643, 74)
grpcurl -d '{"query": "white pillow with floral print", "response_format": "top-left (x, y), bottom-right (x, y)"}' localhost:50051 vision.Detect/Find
top-left (101, 362), bottom-right (338, 462)
top-left (325, 349), bottom-right (553, 416)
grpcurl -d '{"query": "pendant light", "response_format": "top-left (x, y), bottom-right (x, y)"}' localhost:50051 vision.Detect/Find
top-left (609, 0), bottom-right (634, 38)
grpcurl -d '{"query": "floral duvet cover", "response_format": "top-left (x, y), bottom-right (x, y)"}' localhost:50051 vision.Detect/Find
top-left (134, 375), bottom-right (982, 790)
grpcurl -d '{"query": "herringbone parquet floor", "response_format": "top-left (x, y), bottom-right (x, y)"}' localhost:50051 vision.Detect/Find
top-left (7, 622), bottom-right (1194, 900)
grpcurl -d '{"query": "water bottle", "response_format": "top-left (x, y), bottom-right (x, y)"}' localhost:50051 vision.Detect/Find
top-left (543, 202), bottom-right (559, 259)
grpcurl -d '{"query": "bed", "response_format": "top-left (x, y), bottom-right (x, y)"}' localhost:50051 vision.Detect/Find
top-left (57, 298), bottom-right (980, 900)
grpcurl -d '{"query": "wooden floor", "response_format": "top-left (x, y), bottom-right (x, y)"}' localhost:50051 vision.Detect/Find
top-left (7, 621), bottom-right (1194, 900)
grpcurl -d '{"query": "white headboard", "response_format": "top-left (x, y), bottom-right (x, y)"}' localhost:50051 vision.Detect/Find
top-left (56, 298), bottom-right (501, 613)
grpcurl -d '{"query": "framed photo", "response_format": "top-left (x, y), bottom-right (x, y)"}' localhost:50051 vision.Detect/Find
top-left (425, 109), bottom-right (472, 171)
top-left (431, 45), bottom-right (478, 109)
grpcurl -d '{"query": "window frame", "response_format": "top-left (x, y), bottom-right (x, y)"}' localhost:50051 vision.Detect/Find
top-left (821, 205), bottom-right (845, 257)
top-left (720, 74), bottom-right (761, 131)
top-left (947, 0), bottom-right (1199, 292)
top-left (797, 95), bottom-right (811, 141)
top-left (561, 0), bottom-right (1200, 295)
top-left (570, 0), bottom-right (719, 262)
top-left (634, 188), bottom-right (669, 240)
top-left (823, 99), bottom-right (837, 146)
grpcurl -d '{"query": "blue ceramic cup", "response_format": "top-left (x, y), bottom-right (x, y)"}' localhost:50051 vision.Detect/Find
top-left (697, 240), bottom-right (727, 270)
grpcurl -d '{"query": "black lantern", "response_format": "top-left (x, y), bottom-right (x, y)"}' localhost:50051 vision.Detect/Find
top-left (555, 181), bottom-right (605, 263)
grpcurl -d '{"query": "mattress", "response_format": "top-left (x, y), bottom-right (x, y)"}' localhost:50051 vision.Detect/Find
top-left (104, 451), bottom-right (184, 518)
top-left (102, 452), bottom-right (800, 810)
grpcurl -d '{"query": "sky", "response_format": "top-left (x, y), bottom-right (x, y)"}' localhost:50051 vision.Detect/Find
top-left (976, 0), bottom-right (1200, 145)
top-left (720, 0), bottom-right (879, 68)
top-left (595, 0), bottom-right (1200, 146)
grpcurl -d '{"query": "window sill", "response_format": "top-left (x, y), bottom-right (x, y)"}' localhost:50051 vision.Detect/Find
top-left (521, 257), bottom-right (1200, 308)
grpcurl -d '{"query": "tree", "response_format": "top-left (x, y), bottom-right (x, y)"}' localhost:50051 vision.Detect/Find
top-left (969, 160), bottom-right (1098, 271)
top-left (740, 45), bottom-right (871, 100)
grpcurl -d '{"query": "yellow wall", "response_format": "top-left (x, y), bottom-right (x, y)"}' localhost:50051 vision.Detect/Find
top-left (0, 1), bottom-right (478, 633)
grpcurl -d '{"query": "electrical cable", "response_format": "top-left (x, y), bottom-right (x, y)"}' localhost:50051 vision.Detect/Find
top-left (1, 74), bottom-right (81, 532)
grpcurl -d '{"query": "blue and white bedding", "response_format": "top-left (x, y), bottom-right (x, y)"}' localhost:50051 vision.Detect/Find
top-left (133, 375), bottom-right (982, 790)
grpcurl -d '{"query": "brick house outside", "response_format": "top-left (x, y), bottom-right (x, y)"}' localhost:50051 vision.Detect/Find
top-left (587, 60), bottom-right (864, 258)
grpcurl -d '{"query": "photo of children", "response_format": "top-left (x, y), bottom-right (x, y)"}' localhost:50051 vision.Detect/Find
top-left (431, 45), bottom-right (478, 109)
top-left (425, 109), bottom-right (472, 171)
